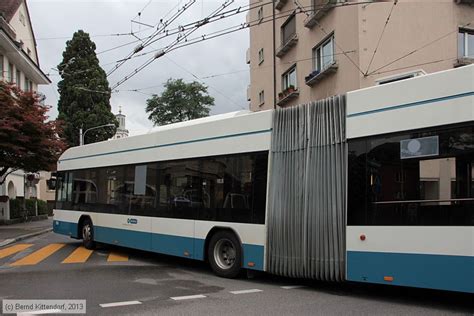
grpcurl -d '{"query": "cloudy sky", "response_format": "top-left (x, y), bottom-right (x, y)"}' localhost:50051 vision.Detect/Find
top-left (28, 0), bottom-right (250, 135)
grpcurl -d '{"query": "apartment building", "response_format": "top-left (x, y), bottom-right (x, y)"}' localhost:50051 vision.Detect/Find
top-left (247, 0), bottom-right (474, 110)
top-left (0, 0), bottom-right (52, 221)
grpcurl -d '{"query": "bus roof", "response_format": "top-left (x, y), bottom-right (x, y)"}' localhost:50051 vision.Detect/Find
top-left (57, 109), bottom-right (273, 171)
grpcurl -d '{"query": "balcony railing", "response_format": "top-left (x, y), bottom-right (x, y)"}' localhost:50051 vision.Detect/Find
top-left (305, 61), bottom-right (338, 86)
top-left (275, 0), bottom-right (288, 11)
top-left (304, 0), bottom-right (337, 28)
top-left (277, 87), bottom-right (299, 106)
top-left (276, 33), bottom-right (298, 58)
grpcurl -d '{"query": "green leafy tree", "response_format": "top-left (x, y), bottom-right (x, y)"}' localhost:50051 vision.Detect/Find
top-left (146, 78), bottom-right (214, 126)
top-left (57, 30), bottom-right (117, 147)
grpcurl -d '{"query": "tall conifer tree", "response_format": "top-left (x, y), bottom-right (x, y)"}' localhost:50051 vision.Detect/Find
top-left (57, 30), bottom-right (117, 147)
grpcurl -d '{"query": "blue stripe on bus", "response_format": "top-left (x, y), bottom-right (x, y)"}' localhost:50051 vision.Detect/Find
top-left (53, 220), bottom-right (264, 271)
top-left (53, 220), bottom-right (79, 238)
top-left (59, 128), bottom-right (273, 163)
top-left (346, 91), bottom-right (474, 118)
top-left (347, 251), bottom-right (474, 293)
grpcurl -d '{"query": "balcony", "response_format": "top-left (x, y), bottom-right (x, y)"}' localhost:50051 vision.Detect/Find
top-left (277, 86), bottom-right (299, 106)
top-left (276, 33), bottom-right (298, 58)
top-left (304, 0), bottom-right (337, 28)
top-left (275, 0), bottom-right (288, 11)
top-left (454, 57), bottom-right (474, 68)
top-left (305, 61), bottom-right (338, 86)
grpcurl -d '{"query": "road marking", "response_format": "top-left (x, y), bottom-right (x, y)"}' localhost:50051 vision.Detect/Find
top-left (281, 285), bottom-right (305, 290)
top-left (18, 309), bottom-right (62, 315)
top-left (107, 252), bottom-right (129, 262)
top-left (10, 244), bottom-right (65, 266)
top-left (170, 294), bottom-right (206, 301)
top-left (230, 289), bottom-right (263, 295)
top-left (100, 301), bottom-right (142, 308)
top-left (62, 246), bottom-right (93, 264)
top-left (0, 244), bottom-right (33, 259)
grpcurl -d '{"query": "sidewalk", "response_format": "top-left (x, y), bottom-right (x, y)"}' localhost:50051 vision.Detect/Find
top-left (0, 217), bottom-right (53, 247)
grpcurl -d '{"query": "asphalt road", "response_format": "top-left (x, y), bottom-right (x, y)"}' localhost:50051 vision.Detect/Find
top-left (0, 232), bottom-right (472, 315)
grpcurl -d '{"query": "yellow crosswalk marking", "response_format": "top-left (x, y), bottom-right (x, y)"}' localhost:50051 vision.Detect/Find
top-left (107, 252), bottom-right (129, 262)
top-left (10, 243), bottom-right (65, 266)
top-left (0, 244), bottom-right (33, 259)
top-left (62, 246), bottom-right (93, 264)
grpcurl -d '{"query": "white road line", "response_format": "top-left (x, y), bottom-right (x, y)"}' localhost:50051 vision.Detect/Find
top-left (230, 289), bottom-right (263, 295)
top-left (99, 301), bottom-right (142, 308)
top-left (281, 285), bottom-right (305, 290)
top-left (170, 294), bottom-right (207, 301)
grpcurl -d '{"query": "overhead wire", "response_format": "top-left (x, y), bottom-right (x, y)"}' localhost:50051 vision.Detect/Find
top-left (110, 0), bottom-right (236, 90)
top-left (367, 21), bottom-right (472, 76)
top-left (164, 55), bottom-right (246, 110)
top-left (293, 0), bottom-right (367, 76)
top-left (106, 0), bottom-right (197, 77)
top-left (364, 0), bottom-right (398, 75)
top-left (106, 0), bottom-right (275, 66)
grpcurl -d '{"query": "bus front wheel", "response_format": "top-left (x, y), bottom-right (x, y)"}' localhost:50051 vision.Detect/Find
top-left (81, 218), bottom-right (96, 250)
top-left (208, 231), bottom-right (242, 278)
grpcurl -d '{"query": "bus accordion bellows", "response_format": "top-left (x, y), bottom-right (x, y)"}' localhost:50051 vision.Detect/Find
top-left (53, 64), bottom-right (474, 293)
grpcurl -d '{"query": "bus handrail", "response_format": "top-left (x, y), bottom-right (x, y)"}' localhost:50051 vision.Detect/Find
top-left (372, 198), bottom-right (474, 204)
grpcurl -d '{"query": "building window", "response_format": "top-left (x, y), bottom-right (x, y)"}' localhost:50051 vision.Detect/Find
top-left (313, 34), bottom-right (334, 72)
top-left (281, 14), bottom-right (296, 45)
top-left (16, 70), bottom-right (21, 88)
top-left (282, 66), bottom-right (297, 91)
top-left (458, 28), bottom-right (474, 58)
top-left (376, 70), bottom-right (426, 85)
top-left (257, 6), bottom-right (263, 21)
top-left (258, 48), bottom-right (264, 64)
top-left (8, 63), bottom-right (13, 83)
top-left (258, 90), bottom-right (265, 105)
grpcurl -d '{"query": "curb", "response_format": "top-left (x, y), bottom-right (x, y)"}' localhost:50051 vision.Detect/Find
top-left (0, 228), bottom-right (53, 247)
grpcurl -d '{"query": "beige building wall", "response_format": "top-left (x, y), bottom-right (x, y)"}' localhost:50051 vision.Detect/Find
top-left (248, 0), bottom-right (474, 111)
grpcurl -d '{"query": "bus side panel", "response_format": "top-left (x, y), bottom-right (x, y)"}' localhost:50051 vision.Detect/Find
top-left (94, 213), bottom-right (152, 252)
top-left (151, 217), bottom-right (195, 259)
top-left (194, 221), bottom-right (266, 271)
top-left (346, 226), bottom-right (474, 293)
top-left (53, 209), bottom-right (89, 238)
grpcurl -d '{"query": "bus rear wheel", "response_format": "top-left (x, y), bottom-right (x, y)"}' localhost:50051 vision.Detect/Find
top-left (81, 218), bottom-right (95, 250)
top-left (208, 231), bottom-right (242, 278)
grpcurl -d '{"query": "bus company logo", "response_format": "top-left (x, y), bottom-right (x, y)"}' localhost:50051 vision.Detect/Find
top-left (127, 218), bottom-right (138, 224)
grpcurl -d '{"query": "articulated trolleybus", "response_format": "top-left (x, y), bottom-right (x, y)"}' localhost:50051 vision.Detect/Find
top-left (54, 65), bottom-right (473, 293)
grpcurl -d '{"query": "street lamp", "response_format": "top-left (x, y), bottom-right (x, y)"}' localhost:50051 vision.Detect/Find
top-left (79, 123), bottom-right (115, 146)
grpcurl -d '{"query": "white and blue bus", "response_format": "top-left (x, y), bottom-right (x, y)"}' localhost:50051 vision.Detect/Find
top-left (53, 65), bottom-right (473, 292)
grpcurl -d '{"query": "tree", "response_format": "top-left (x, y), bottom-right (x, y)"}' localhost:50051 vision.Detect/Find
top-left (146, 78), bottom-right (214, 126)
top-left (0, 82), bottom-right (66, 185)
top-left (57, 30), bottom-right (117, 147)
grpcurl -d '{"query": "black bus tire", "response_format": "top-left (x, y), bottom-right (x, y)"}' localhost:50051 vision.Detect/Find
top-left (208, 231), bottom-right (242, 278)
top-left (81, 218), bottom-right (96, 250)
